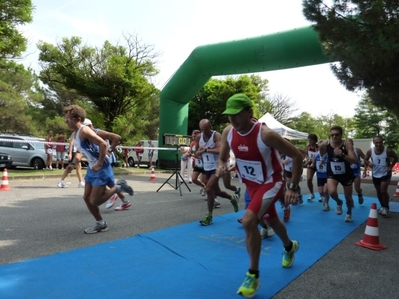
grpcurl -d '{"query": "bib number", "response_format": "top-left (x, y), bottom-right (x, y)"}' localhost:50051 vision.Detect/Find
top-left (236, 158), bottom-right (264, 183)
top-left (330, 161), bottom-right (346, 175)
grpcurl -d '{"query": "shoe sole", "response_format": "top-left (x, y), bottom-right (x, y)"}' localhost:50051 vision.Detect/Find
top-left (115, 203), bottom-right (132, 211)
top-left (84, 227), bottom-right (108, 234)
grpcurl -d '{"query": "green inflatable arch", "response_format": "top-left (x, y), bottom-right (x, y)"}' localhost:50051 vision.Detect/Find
top-left (158, 25), bottom-right (331, 167)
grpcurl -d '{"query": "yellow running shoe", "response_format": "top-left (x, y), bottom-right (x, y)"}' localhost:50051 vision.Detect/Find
top-left (237, 272), bottom-right (260, 298)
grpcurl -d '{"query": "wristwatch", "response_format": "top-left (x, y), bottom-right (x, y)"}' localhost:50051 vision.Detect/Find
top-left (288, 183), bottom-right (299, 191)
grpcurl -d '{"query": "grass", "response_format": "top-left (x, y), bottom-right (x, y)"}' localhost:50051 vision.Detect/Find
top-left (5, 166), bottom-right (161, 178)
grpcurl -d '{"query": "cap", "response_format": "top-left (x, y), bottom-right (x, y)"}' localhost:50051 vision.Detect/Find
top-left (222, 93), bottom-right (253, 115)
top-left (83, 118), bottom-right (92, 126)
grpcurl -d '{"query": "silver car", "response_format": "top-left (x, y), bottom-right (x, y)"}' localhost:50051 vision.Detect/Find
top-left (0, 134), bottom-right (50, 169)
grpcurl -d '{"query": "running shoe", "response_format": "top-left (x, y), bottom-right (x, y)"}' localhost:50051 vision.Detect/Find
top-left (78, 182), bottom-right (85, 188)
top-left (116, 178), bottom-right (134, 196)
top-left (230, 194), bottom-right (239, 212)
top-left (57, 180), bottom-right (67, 188)
top-left (106, 193), bottom-right (118, 209)
top-left (260, 227), bottom-right (275, 239)
top-left (297, 195), bottom-right (303, 204)
top-left (323, 199), bottom-right (330, 211)
top-left (200, 188), bottom-right (206, 197)
top-left (84, 221), bottom-right (108, 234)
top-left (336, 199), bottom-right (343, 215)
top-left (214, 199), bottom-right (221, 209)
top-left (308, 194), bottom-right (315, 201)
top-left (319, 196), bottom-right (324, 203)
top-left (199, 214), bottom-right (213, 226)
top-left (237, 272), bottom-right (260, 298)
top-left (283, 205), bottom-right (291, 222)
top-left (115, 201), bottom-right (131, 211)
top-left (358, 194), bottom-right (364, 205)
top-left (380, 207), bottom-right (389, 217)
top-left (344, 214), bottom-right (352, 222)
top-left (282, 240), bottom-right (299, 268)
top-left (235, 186), bottom-right (241, 199)
top-left (237, 218), bottom-right (243, 224)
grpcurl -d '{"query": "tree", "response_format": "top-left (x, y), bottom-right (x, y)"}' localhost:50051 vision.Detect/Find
top-left (0, 61), bottom-right (42, 134)
top-left (263, 93), bottom-right (299, 125)
top-left (37, 34), bottom-right (160, 131)
top-left (302, 0), bottom-right (399, 116)
top-left (0, 0), bottom-right (33, 59)
top-left (353, 93), bottom-right (399, 150)
top-left (353, 94), bottom-right (385, 137)
top-left (188, 75), bottom-right (266, 133)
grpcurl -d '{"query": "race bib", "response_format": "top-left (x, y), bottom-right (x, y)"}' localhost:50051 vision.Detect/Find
top-left (308, 151), bottom-right (316, 159)
top-left (330, 161), bottom-right (346, 175)
top-left (235, 158), bottom-right (264, 183)
top-left (316, 161), bottom-right (327, 173)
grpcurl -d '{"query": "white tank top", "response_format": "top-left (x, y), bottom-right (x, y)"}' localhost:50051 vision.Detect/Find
top-left (75, 126), bottom-right (110, 169)
top-left (199, 131), bottom-right (218, 171)
top-left (371, 147), bottom-right (388, 178)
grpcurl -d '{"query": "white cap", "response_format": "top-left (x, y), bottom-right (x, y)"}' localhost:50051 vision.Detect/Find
top-left (83, 118), bottom-right (92, 126)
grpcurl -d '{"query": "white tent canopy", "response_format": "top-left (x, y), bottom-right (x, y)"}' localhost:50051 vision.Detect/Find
top-left (258, 113), bottom-right (308, 140)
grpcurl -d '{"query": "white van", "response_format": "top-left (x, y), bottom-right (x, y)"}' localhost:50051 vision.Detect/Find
top-left (127, 140), bottom-right (158, 168)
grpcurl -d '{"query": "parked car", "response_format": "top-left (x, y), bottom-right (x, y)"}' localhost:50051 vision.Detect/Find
top-left (127, 140), bottom-right (158, 168)
top-left (0, 152), bottom-right (13, 170)
top-left (0, 134), bottom-right (67, 170)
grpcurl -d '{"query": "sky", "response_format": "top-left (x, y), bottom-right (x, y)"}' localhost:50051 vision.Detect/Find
top-left (20, 0), bottom-right (362, 118)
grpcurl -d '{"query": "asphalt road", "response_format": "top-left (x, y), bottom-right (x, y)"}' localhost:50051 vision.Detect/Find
top-left (1, 171), bottom-right (399, 298)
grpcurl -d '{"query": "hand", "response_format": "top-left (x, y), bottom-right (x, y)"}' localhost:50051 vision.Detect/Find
top-left (333, 148), bottom-right (342, 156)
top-left (284, 189), bottom-right (298, 206)
top-left (215, 164), bottom-right (228, 178)
top-left (92, 163), bottom-right (101, 173)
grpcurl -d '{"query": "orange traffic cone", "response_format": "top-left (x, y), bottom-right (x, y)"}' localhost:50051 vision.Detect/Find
top-left (356, 203), bottom-right (387, 251)
top-left (149, 167), bottom-right (156, 182)
top-left (393, 181), bottom-right (399, 197)
top-left (0, 168), bottom-right (11, 191)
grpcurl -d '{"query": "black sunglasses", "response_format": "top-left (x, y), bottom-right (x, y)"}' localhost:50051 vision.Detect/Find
top-left (330, 133), bottom-right (340, 137)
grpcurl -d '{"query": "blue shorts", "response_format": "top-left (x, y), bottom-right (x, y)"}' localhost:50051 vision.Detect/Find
top-left (85, 164), bottom-right (115, 187)
top-left (351, 166), bottom-right (360, 178)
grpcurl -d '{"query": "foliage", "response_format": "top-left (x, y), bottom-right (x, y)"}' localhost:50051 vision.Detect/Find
top-left (0, 61), bottom-right (42, 134)
top-left (37, 34), bottom-right (160, 131)
top-left (0, 0), bottom-right (33, 59)
top-left (353, 93), bottom-right (399, 150)
top-left (188, 75), bottom-right (267, 132)
top-left (302, 0), bottom-right (399, 116)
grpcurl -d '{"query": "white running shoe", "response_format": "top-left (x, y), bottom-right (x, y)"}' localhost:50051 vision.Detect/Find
top-left (200, 188), bottom-right (206, 197)
top-left (344, 214), bottom-right (353, 222)
top-left (78, 182), bottom-right (85, 188)
top-left (57, 180), bottom-right (67, 188)
top-left (380, 207), bottom-right (389, 217)
top-left (106, 194), bottom-right (118, 209)
top-left (260, 227), bottom-right (275, 238)
top-left (308, 194), bottom-right (315, 201)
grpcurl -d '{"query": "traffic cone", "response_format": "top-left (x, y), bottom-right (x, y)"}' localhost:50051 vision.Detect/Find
top-left (0, 168), bottom-right (11, 191)
top-left (355, 203), bottom-right (387, 251)
top-left (149, 167), bottom-right (156, 182)
top-left (393, 181), bottom-right (399, 197)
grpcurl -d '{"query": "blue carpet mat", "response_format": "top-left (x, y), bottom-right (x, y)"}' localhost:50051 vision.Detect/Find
top-left (0, 196), bottom-right (378, 299)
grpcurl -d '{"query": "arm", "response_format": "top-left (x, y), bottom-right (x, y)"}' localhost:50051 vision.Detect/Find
top-left (97, 130), bottom-right (121, 152)
top-left (262, 126), bottom-right (302, 205)
top-left (216, 126), bottom-right (232, 177)
top-left (79, 127), bottom-right (108, 171)
top-left (207, 132), bottom-right (222, 155)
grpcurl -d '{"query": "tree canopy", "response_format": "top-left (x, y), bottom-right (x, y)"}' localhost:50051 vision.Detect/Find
top-left (0, 0), bottom-right (33, 59)
top-left (302, 0), bottom-right (399, 115)
top-left (37, 34), bottom-right (160, 130)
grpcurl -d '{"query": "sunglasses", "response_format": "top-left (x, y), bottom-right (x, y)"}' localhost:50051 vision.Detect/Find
top-left (330, 133), bottom-right (340, 137)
